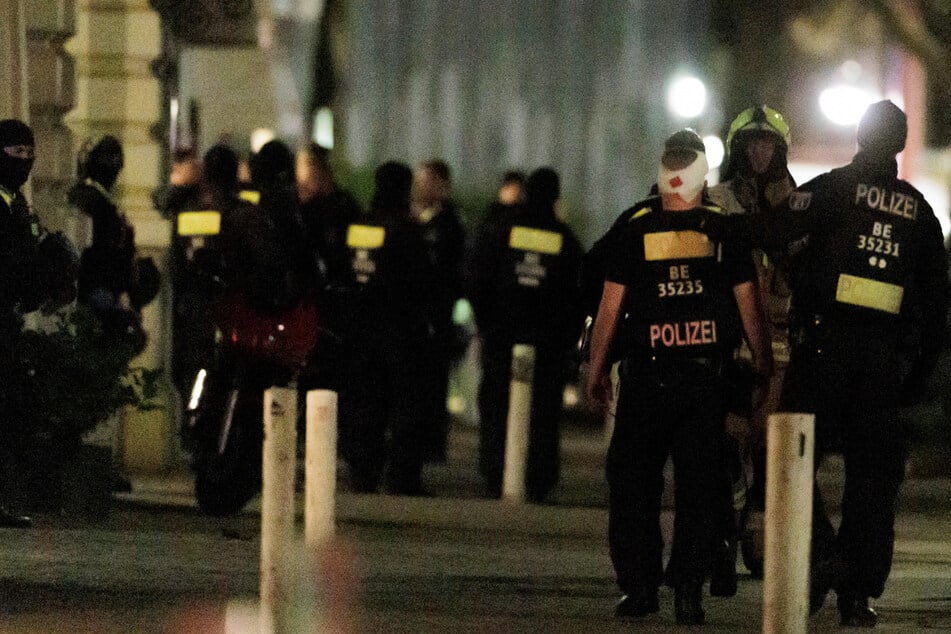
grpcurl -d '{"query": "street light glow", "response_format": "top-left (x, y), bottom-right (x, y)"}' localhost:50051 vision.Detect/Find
top-left (819, 85), bottom-right (879, 126)
top-left (667, 76), bottom-right (707, 119)
top-left (703, 135), bottom-right (725, 171)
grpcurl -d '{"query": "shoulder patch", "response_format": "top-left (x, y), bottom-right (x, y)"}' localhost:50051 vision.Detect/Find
top-left (629, 207), bottom-right (652, 221)
top-left (789, 191), bottom-right (812, 211)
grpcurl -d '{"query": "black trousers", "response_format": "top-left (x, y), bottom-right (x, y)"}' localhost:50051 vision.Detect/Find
top-left (781, 334), bottom-right (908, 599)
top-left (607, 359), bottom-right (728, 593)
top-left (337, 328), bottom-right (428, 494)
top-left (478, 339), bottom-right (564, 501)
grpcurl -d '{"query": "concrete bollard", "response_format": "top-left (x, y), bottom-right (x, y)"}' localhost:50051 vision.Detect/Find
top-left (502, 344), bottom-right (535, 503)
top-left (305, 389), bottom-right (338, 546)
top-left (763, 412), bottom-right (815, 634)
top-left (260, 387), bottom-right (298, 621)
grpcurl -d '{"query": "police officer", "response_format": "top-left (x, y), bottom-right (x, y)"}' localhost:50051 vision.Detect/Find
top-left (338, 161), bottom-right (436, 495)
top-left (467, 167), bottom-right (583, 502)
top-left (249, 139), bottom-right (321, 302)
top-left (0, 119), bottom-right (77, 526)
top-left (296, 143), bottom-right (361, 296)
top-left (708, 105), bottom-right (797, 581)
top-left (586, 130), bottom-right (773, 625)
top-left (168, 144), bottom-right (272, 402)
top-left (764, 100), bottom-right (947, 627)
top-left (411, 160), bottom-right (466, 463)
top-left (69, 136), bottom-right (137, 320)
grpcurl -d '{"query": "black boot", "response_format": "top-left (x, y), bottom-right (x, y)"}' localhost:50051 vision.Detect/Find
top-left (614, 586), bottom-right (659, 619)
top-left (675, 581), bottom-right (705, 626)
top-left (809, 555), bottom-right (848, 614)
top-left (709, 537), bottom-right (738, 597)
top-left (837, 593), bottom-right (877, 627)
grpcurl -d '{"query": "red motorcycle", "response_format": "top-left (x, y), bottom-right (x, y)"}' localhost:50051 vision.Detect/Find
top-left (183, 291), bottom-right (319, 516)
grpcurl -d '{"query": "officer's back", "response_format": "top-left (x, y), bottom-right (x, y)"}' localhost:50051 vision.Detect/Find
top-left (468, 168), bottom-right (583, 348)
top-left (342, 162), bottom-right (434, 343)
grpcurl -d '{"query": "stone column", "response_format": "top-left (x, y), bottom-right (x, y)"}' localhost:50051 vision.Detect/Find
top-left (0, 0), bottom-right (30, 121)
top-left (65, 0), bottom-right (175, 473)
top-left (25, 1), bottom-right (77, 238)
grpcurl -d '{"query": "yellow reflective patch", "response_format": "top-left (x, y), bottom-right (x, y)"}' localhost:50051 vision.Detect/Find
top-left (238, 189), bottom-right (260, 204)
top-left (631, 207), bottom-right (651, 220)
top-left (177, 211), bottom-right (221, 236)
top-left (347, 224), bottom-right (386, 249)
top-left (0, 190), bottom-right (12, 208)
top-left (643, 231), bottom-right (714, 261)
top-left (835, 274), bottom-right (903, 314)
top-left (509, 226), bottom-right (563, 254)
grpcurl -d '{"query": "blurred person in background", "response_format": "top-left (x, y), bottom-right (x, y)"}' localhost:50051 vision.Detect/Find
top-left (412, 159), bottom-right (466, 462)
top-left (467, 167), bottom-right (583, 502)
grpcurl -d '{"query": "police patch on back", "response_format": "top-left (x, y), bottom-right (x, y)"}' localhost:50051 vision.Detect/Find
top-left (789, 191), bottom-right (812, 211)
top-left (509, 225), bottom-right (561, 288)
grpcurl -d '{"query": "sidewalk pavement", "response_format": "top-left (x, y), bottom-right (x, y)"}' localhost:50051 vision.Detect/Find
top-left (118, 414), bottom-right (951, 538)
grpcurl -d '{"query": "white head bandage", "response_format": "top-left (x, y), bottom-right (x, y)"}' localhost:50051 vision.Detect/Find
top-left (657, 152), bottom-right (708, 202)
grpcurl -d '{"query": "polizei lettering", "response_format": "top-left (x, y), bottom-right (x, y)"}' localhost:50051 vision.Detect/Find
top-left (855, 184), bottom-right (918, 219)
top-left (648, 320), bottom-right (717, 349)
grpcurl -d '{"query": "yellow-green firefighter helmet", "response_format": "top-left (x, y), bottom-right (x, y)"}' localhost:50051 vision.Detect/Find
top-left (725, 106), bottom-right (791, 156)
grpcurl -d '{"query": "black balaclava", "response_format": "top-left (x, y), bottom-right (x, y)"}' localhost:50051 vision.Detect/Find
top-left (524, 167), bottom-right (560, 220)
top-left (371, 161), bottom-right (413, 219)
top-left (78, 135), bottom-right (124, 189)
top-left (857, 99), bottom-right (907, 157)
top-left (0, 119), bottom-right (35, 192)
top-left (250, 140), bottom-right (294, 188)
top-left (203, 144), bottom-right (239, 191)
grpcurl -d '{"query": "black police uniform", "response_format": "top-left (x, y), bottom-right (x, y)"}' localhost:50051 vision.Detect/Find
top-left (602, 196), bottom-right (755, 597)
top-left (767, 148), bottom-right (947, 616)
top-left (0, 119), bottom-right (77, 526)
top-left (467, 197), bottom-right (583, 501)
top-left (338, 193), bottom-right (437, 494)
top-left (416, 201), bottom-right (466, 461)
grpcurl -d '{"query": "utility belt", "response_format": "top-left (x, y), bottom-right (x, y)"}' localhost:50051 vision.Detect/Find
top-left (788, 310), bottom-right (903, 356)
top-left (619, 352), bottom-right (724, 382)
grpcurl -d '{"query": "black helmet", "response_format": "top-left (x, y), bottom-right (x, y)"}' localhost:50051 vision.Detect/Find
top-left (250, 140), bottom-right (294, 187)
top-left (77, 135), bottom-right (124, 189)
top-left (371, 161), bottom-right (413, 217)
top-left (0, 119), bottom-right (35, 191)
top-left (203, 144), bottom-right (239, 190)
top-left (857, 100), bottom-right (906, 156)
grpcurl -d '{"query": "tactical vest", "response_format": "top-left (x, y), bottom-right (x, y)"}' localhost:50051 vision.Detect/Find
top-left (503, 224), bottom-right (565, 291)
top-left (619, 207), bottom-right (742, 361)
top-left (345, 222), bottom-right (387, 288)
top-left (796, 175), bottom-right (923, 324)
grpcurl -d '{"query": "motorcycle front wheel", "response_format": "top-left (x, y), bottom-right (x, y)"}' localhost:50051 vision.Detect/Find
top-left (193, 389), bottom-right (264, 516)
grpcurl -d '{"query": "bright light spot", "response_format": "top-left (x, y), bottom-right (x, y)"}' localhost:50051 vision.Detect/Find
top-left (914, 177), bottom-right (951, 239)
top-left (250, 128), bottom-right (276, 153)
top-left (703, 135), bottom-right (725, 171)
top-left (314, 107), bottom-right (334, 149)
top-left (840, 60), bottom-right (862, 82)
top-left (667, 76), bottom-right (707, 119)
top-left (563, 384), bottom-right (580, 408)
top-left (819, 85), bottom-right (879, 126)
top-left (885, 90), bottom-right (905, 110)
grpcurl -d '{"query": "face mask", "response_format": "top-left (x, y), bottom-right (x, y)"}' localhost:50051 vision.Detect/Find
top-left (657, 152), bottom-right (708, 202)
top-left (0, 149), bottom-right (34, 191)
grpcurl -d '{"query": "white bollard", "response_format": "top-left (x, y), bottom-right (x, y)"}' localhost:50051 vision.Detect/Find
top-left (260, 387), bottom-right (298, 621)
top-left (305, 389), bottom-right (338, 546)
top-left (502, 344), bottom-right (535, 503)
top-left (763, 412), bottom-right (815, 634)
